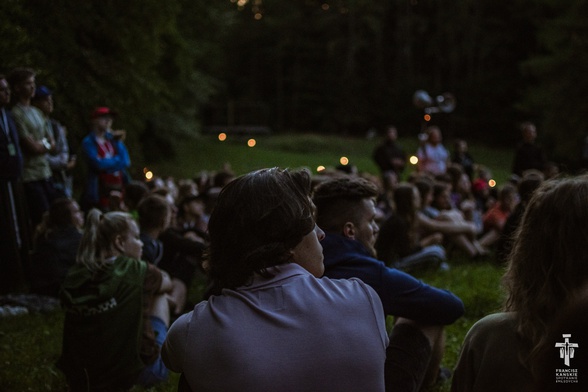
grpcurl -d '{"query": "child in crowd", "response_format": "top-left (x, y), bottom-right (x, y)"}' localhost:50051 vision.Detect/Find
top-left (29, 198), bottom-right (84, 297)
top-left (58, 209), bottom-right (172, 391)
top-left (137, 193), bottom-right (190, 316)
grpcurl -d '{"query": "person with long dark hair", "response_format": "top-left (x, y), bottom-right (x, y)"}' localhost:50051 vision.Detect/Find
top-left (452, 175), bottom-right (588, 391)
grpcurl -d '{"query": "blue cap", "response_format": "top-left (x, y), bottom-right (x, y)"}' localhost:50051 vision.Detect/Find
top-left (34, 85), bottom-right (52, 99)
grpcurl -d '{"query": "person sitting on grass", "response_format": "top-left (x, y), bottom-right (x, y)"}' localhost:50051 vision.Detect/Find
top-left (162, 168), bottom-right (389, 391)
top-left (137, 193), bottom-right (190, 316)
top-left (477, 183), bottom-right (518, 249)
top-left (495, 172), bottom-right (543, 262)
top-left (29, 198), bottom-right (84, 297)
top-left (417, 182), bottom-right (489, 259)
top-left (415, 179), bottom-right (488, 259)
top-left (58, 208), bottom-right (172, 391)
top-left (451, 175), bottom-right (588, 392)
top-left (375, 182), bottom-right (448, 273)
top-left (313, 175), bottom-right (464, 392)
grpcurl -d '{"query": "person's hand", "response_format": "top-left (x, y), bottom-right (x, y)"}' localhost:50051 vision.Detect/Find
top-left (183, 231), bottom-right (206, 244)
top-left (112, 129), bottom-right (126, 141)
top-left (66, 155), bottom-right (77, 170)
top-left (167, 278), bottom-right (187, 316)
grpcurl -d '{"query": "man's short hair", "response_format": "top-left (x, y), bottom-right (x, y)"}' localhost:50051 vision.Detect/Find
top-left (207, 167), bottom-right (315, 291)
top-left (7, 67), bottom-right (35, 88)
top-left (137, 194), bottom-right (171, 231)
top-left (312, 176), bottom-right (378, 233)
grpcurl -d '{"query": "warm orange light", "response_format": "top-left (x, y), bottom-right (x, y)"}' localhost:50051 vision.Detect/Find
top-left (254, 13), bottom-right (262, 20)
top-left (488, 179), bottom-right (497, 188)
top-left (322, 3), bottom-right (330, 10)
top-left (317, 165), bottom-right (326, 172)
top-left (145, 171), bottom-right (153, 180)
top-left (218, 133), bottom-right (227, 141)
top-left (247, 139), bottom-right (256, 147)
top-left (410, 156), bottom-right (419, 165)
top-left (340, 156), bottom-right (349, 165)
top-left (424, 114), bottom-right (431, 122)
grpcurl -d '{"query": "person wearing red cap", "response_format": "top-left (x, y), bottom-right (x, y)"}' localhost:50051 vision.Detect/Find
top-left (80, 106), bottom-right (130, 212)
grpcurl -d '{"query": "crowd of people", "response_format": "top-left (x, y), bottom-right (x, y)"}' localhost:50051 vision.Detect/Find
top-left (2, 66), bottom-right (586, 391)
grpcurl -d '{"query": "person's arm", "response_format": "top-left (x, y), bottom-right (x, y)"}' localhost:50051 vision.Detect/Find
top-left (417, 211), bottom-right (476, 236)
top-left (46, 123), bottom-right (69, 170)
top-left (158, 268), bottom-right (173, 293)
top-left (112, 138), bottom-right (131, 169)
top-left (81, 135), bottom-right (129, 172)
top-left (378, 264), bottom-right (465, 325)
top-left (161, 311), bottom-right (193, 372)
top-left (19, 134), bottom-right (48, 155)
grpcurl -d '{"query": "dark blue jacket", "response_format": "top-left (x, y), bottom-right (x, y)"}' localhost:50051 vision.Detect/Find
top-left (321, 233), bottom-right (464, 325)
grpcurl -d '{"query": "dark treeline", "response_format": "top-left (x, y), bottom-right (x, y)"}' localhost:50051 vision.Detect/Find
top-left (1, 0), bottom-right (587, 169)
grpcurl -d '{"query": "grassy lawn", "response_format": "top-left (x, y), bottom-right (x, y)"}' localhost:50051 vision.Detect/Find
top-left (0, 133), bottom-right (512, 391)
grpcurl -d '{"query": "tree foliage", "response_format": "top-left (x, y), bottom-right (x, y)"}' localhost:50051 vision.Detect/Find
top-left (0, 0), bottom-right (585, 166)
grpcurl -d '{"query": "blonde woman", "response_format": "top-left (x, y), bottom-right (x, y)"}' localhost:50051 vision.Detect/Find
top-left (58, 209), bottom-right (172, 391)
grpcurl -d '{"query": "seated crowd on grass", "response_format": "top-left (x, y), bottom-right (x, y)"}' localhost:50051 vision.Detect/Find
top-left (4, 68), bottom-right (584, 391)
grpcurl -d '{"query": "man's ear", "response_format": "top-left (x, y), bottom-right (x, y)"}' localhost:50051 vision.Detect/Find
top-left (342, 222), bottom-right (356, 239)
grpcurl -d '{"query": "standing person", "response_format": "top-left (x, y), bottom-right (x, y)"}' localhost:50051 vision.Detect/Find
top-left (373, 125), bottom-right (407, 178)
top-left (58, 209), bottom-right (172, 391)
top-left (80, 107), bottom-right (131, 212)
top-left (8, 67), bottom-right (58, 229)
top-left (32, 85), bottom-right (76, 198)
top-left (511, 121), bottom-right (546, 178)
top-left (162, 168), bottom-right (389, 391)
top-left (451, 176), bottom-right (588, 392)
top-left (416, 125), bottom-right (450, 177)
top-left (451, 138), bottom-right (475, 180)
top-left (313, 175), bottom-right (464, 392)
top-left (0, 74), bottom-right (27, 294)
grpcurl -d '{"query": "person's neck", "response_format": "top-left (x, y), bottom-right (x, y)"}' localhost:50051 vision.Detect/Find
top-left (93, 128), bottom-right (107, 138)
top-left (102, 249), bottom-right (121, 260)
top-left (17, 97), bottom-right (31, 107)
top-left (143, 227), bottom-right (162, 240)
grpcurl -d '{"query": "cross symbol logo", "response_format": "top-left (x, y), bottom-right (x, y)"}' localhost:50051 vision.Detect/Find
top-left (555, 334), bottom-right (579, 367)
